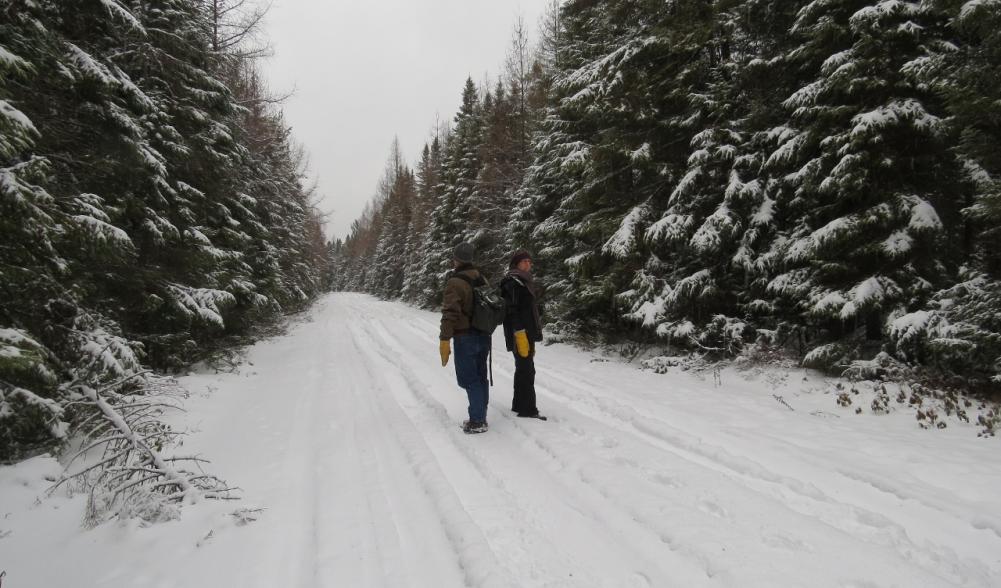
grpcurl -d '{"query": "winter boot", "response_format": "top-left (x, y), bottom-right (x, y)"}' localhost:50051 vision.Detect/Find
top-left (462, 420), bottom-right (488, 434)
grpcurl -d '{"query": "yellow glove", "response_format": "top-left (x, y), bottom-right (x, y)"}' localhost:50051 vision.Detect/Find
top-left (439, 340), bottom-right (451, 366)
top-left (514, 330), bottom-right (530, 358)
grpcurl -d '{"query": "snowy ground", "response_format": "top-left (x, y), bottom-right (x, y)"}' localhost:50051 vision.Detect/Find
top-left (2, 293), bottom-right (1000, 587)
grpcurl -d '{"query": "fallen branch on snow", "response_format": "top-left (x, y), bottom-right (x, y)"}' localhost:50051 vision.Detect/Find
top-left (773, 394), bottom-right (795, 411)
top-left (49, 369), bottom-right (237, 525)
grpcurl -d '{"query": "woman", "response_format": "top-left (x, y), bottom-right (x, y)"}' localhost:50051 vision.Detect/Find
top-left (500, 250), bottom-right (546, 420)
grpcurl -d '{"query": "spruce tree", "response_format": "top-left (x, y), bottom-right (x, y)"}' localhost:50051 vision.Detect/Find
top-left (471, 81), bottom-right (521, 275)
top-left (423, 78), bottom-right (483, 303)
top-left (402, 139), bottom-right (445, 302)
top-left (628, 1), bottom-right (810, 351)
top-left (371, 166), bottom-right (415, 298)
top-left (524, 0), bottom-right (718, 333)
top-left (0, 0), bottom-right (327, 461)
top-left (886, 0), bottom-right (1001, 384)
top-left (762, 1), bottom-right (964, 367)
top-left (0, 0), bottom-right (151, 456)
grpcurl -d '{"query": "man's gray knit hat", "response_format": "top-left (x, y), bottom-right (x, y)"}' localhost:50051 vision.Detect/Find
top-left (453, 242), bottom-right (475, 263)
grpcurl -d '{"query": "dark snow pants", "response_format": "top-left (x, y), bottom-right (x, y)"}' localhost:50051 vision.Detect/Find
top-left (511, 343), bottom-right (538, 416)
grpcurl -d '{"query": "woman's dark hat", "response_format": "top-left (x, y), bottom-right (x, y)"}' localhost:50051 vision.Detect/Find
top-left (509, 250), bottom-right (532, 268)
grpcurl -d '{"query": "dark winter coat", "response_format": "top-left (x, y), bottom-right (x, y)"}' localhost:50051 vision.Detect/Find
top-left (439, 263), bottom-right (483, 340)
top-left (500, 270), bottom-right (543, 352)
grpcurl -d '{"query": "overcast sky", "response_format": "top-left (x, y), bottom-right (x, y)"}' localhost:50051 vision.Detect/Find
top-left (261, 0), bottom-right (551, 241)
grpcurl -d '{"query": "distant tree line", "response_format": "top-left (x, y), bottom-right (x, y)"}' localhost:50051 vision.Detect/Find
top-left (1, 0), bottom-right (329, 462)
top-left (333, 0), bottom-right (1001, 393)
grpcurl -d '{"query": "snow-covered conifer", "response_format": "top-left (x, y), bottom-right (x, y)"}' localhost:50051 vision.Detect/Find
top-left (762, 0), bottom-right (963, 365)
top-left (1, 0), bottom-right (327, 465)
top-left (401, 139), bottom-right (445, 302)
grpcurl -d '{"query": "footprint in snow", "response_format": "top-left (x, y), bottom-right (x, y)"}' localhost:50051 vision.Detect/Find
top-left (649, 470), bottom-right (684, 489)
top-left (698, 499), bottom-right (729, 520)
top-left (611, 455), bottom-right (638, 468)
top-left (598, 436), bottom-right (620, 449)
top-left (762, 532), bottom-right (813, 553)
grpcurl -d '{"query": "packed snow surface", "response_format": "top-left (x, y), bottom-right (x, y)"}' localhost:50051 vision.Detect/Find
top-left (2, 293), bottom-right (1000, 587)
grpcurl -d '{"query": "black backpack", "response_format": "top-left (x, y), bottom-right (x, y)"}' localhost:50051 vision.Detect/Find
top-left (453, 273), bottom-right (507, 335)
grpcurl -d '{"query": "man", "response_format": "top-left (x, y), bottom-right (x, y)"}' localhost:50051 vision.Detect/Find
top-left (500, 250), bottom-right (546, 420)
top-left (439, 242), bottom-right (492, 434)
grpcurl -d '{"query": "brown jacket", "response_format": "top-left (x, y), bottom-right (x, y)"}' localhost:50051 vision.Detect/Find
top-left (439, 264), bottom-right (482, 340)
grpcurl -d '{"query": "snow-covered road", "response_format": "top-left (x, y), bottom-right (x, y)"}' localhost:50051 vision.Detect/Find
top-left (2, 293), bottom-right (1000, 587)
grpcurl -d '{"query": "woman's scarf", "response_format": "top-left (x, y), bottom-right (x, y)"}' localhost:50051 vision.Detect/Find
top-left (506, 268), bottom-right (541, 329)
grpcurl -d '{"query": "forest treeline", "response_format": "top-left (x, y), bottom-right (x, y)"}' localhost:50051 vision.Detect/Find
top-left (331, 0), bottom-right (1001, 393)
top-left (0, 0), bottom-right (329, 462)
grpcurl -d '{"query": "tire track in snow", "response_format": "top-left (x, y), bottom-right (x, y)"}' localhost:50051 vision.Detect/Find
top-left (341, 294), bottom-right (987, 587)
top-left (265, 324), bottom-right (323, 588)
top-left (529, 361), bottom-right (999, 585)
top-left (316, 330), bottom-right (411, 586)
top-left (363, 300), bottom-right (832, 584)
top-left (481, 361), bottom-right (970, 587)
top-left (363, 306), bottom-right (848, 585)
top-left (348, 300), bottom-right (718, 586)
top-left (339, 315), bottom-right (516, 588)
top-left (299, 297), bottom-right (471, 587)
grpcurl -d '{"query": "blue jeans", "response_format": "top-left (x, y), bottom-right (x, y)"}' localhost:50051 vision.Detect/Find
top-left (453, 333), bottom-right (490, 422)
